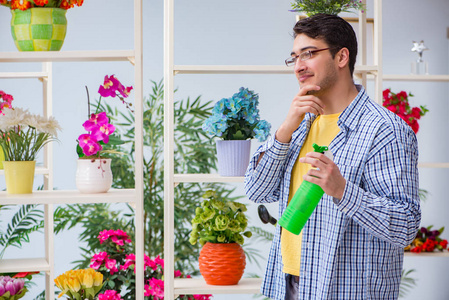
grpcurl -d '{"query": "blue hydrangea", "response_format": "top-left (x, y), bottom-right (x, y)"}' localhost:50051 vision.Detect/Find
top-left (203, 87), bottom-right (271, 141)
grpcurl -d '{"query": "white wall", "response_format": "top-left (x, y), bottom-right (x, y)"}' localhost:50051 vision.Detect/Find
top-left (0, 0), bottom-right (448, 299)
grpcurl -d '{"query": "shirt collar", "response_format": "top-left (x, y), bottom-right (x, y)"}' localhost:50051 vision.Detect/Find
top-left (337, 84), bottom-right (369, 132)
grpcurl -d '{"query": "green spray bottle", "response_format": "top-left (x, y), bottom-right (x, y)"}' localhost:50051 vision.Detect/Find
top-left (278, 143), bottom-right (329, 235)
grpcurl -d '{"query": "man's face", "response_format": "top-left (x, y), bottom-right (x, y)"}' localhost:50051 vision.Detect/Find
top-left (291, 34), bottom-right (339, 95)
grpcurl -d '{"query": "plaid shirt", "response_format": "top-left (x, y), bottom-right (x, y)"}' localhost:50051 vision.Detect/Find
top-left (245, 86), bottom-right (421, 300)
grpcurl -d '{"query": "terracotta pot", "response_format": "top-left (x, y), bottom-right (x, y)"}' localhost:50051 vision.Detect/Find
top-left (199, 242), bottom-right (246, 285)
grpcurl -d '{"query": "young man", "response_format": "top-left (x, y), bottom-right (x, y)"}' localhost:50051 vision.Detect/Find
top-left (245, 14), bottom-right (421, 299)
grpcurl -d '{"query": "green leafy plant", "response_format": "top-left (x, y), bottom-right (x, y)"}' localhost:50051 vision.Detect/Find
top-left (0, 205), bottom-right (44, 259)
top-left (399, 269), bottom-right (417, 298)
top-left (189, 190), bottom-right (252, 246)
top-left (290, 0), bottom-right (365, 16)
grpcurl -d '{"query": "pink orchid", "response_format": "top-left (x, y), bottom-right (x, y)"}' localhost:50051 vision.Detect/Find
top-left (92, 123), bottom-right (115, 144)
top-left (81, 138), bottom-right (102, 157)
top-left (83, 112), bottom-right (109, 131)
top-left (98, 75), bottom-right (124, 98)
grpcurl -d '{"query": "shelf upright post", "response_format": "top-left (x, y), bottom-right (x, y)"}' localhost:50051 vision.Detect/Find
top-left (373, 0), bottom-right (383, 104)
top-left (163, 0), bottom-right (175, 298)
top-left (358, 0), bottom-right (367, 88)
top-left (42, 61), bottom-right (55, 300)
top-left (134, 0), bottom-right (145, 298)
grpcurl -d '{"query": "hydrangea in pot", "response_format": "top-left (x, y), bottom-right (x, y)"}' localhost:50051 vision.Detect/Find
top-left (75, 75), bottom-right (131, 194)
top-left (202, 87), bottom-right (271, 176)
top-left (189, 190), bottom-right (252, 285)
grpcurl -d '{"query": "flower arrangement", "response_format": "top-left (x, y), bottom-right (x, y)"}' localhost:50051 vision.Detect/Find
top-left (189, 190), bottom-right (252, 246)
top-left (0, 276), bottom-right (27, 300)
top-left (54, 268), bottom-right (103, 300)
top-left (0, 107), bottom-right (61, 161)
top-left (405, 225), bottom-right (448, 253)
top-left (382, 89), bottom-right (428, 134)
top-left (0, 0), bottom-right (84, 11)
top-left (89, 229), bottom-right (212, 300)
top-left (290, 0), bottom-right (365, 16)
top-left (77, 75), bottom-right (132, 159)
top-left (202, 87), bottom-right (271, 142)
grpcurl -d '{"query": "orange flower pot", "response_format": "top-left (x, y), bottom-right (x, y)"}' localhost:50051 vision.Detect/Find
top-left (199, 242), bottom-right (246, 285)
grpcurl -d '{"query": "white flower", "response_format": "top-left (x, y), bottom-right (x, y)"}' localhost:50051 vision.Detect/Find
top-left (40, 116), bottom-right (61, 137)
top-left (0, 107), bottom-right (29, 131)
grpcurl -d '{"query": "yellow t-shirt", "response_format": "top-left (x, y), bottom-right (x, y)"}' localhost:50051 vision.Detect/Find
top-left (281, 112), bottom-right (341, 276)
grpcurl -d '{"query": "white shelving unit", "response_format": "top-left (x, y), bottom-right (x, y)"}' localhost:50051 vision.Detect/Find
top-left (0, 1), bottom-right (145, 299)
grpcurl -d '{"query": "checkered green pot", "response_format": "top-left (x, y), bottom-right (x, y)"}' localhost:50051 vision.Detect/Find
top-left (10, 7), bottom-right (67, 51)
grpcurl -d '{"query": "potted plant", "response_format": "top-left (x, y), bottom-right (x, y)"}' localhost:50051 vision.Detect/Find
top-left (289, 0), bottom-right (365, 17)
top-left (189, 190), bottom-right (252, 285)
top-left (0, 106), bottom-right (61, 194)
top-left (75, 74), bottom-right (131, 194)
top-left (1, 0), bottom-right (85, 51)
top-left (202, 87), bottom-right (271, 176)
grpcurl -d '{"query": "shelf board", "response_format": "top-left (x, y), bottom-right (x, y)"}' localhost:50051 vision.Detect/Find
top-left (0, 166), bottom-right (50, 176)
top-left (404, 252), bottom-right (449, 257)
top-left (383, 74), bottom-right (449, 82)
top-left (174, 174), bottom-right (244, 183)
top-left (174, 65), bottom-right (377, 75)
top-left (418, 163), bottom-right (449, 168)
top-left (0, 188), bottom-right (136, 205)
top-left (174, 278), bottom-right (262, 295)
top-left (0, 50), bottom-right (135, 63)
top-left (0, 72), bottom-right (48, 79)
top-left (0, 258), bottom-right (50, 273)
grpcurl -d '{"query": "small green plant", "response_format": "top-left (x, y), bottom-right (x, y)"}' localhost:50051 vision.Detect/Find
top-left (189, 190), bottom-right (252, 246)
top-left (290, 0), bottom-right (365, 16)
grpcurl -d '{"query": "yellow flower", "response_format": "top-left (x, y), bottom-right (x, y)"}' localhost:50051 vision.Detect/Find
top-left (55, 268), bottom-right (104, 299)
top-left (82, 269), bottom-right (94, 288)
top-left (93, 271), bottom-right (103, 286)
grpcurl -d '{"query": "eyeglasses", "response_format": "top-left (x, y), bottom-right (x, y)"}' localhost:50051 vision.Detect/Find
top-left (284, 48), bottom-right (330, 67)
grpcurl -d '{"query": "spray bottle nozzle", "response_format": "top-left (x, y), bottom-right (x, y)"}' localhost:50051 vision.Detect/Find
top-left (312, 143), bottom-right (328, 154)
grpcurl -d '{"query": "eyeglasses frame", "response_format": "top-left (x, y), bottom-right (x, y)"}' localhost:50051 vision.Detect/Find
top-left (285, 47), bottom-right (331, 67)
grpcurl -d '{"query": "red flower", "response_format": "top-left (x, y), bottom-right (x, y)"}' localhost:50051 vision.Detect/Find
top-left (440, 240), bottom-right (448, 249)
top-left (411, 107), bottom-right (422, 119)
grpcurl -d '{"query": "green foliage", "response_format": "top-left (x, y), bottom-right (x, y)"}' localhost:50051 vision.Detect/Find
top-left (189, 190), bottom-right (252, 246)
top-left (0, 204), bottom-right (44, 259)
top-left (290, 0), bottom-right (365, 16)
top-left (399, 269), bottom-right (417, 298)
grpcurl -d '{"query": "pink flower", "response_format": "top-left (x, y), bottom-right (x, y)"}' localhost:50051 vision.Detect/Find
top-left (98, 290), bottom-right (122, 300)
top-left (98, 229), bottom-right (132, 246)
top-left (81, 137), bottom-right (102, 156)
top-left (174, 270), bottom-right (182, 278)
top-left (146, 278), bottom-right (164, 300)
top-left (98, 75), bottom-right (124, 98)
top-left (92, 123), bottom-right (115, 143)
top-left (90, 251), bottom-right (109, 269)
top-left (83, 112), bottom-right (109, 131)
top-left (193, 295), bottom-right (212, 300)
top-left (120, 253), bottom-right (136, 271)
top-left (105, 258), bottom-right (118, 275)
top-left (154, 255), bottom-right (164, 269)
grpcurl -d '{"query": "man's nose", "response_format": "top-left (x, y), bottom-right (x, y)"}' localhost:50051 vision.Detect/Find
top-left (294, 59), bottom-right (307, 74)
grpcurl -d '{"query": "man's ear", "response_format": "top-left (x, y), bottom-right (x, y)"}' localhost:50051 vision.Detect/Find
top-left (336, 48), bottom-right (350, 69)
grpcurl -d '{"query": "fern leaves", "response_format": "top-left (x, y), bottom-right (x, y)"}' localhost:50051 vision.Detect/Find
top-left (0, 205), bottom-right (44, 258)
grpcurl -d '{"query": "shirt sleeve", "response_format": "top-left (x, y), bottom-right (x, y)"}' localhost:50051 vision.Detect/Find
top-left (244, 133), bottom-right (290, 204)
top-left (336, 127), bottom-right (421, 248)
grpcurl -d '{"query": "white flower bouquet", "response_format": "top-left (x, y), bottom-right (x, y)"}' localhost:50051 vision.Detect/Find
top-left (0, 107), bottom-right (61, 161)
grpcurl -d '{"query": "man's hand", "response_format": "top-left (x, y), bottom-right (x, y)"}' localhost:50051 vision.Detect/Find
top-left (276, 85), bottom-right (325, 143)
top-left (299, 152), bottom-right (346, 200)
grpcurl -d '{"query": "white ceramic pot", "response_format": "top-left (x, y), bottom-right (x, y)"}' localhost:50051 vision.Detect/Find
top-left (216, 140), bottom-right (251, 176)
top-left (75, 158), bottom-right (112, 193)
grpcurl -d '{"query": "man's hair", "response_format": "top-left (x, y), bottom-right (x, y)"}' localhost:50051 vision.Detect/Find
top-left (293, 14), bottom-right (358, 76)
